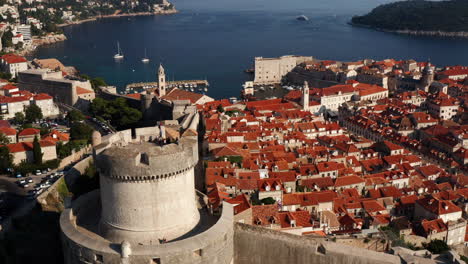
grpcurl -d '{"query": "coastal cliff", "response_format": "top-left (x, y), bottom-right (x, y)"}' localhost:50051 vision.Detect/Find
top-left (351, 0), bottom-right (468, 38)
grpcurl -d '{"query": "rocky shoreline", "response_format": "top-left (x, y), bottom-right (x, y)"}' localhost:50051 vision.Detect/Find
top-left (58, 9), bottom-right (178, 28)
top-left (349, 22), bottom-right (468, 38)
top-left (18, 33), bottom-right (67, 56)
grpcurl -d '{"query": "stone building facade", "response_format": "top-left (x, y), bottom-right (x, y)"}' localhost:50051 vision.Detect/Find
top-left (18, 69), bottom-right (94, 106)
top-left (254, 55), bottom-right (313, 85)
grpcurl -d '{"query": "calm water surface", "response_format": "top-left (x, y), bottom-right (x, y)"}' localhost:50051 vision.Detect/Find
top-left (33, 0), bottom-right (468, 99)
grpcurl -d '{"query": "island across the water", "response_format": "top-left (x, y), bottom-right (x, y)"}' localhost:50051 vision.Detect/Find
top-left (351, 0), bottom-right (468, 37)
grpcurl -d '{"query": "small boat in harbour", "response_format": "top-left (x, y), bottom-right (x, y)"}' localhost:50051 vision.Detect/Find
top-left (141, 48), bottom-right (149, 63)
top-left (296, 15), bottom-right (309, 21)
top-left (114, 41), bottom-right (124, 60)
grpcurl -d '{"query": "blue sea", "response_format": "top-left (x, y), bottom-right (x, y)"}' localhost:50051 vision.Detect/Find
top-left (32, 0), bottom-right (468, 99)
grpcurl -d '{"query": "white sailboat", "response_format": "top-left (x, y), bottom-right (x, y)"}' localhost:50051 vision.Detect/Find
top-left (114, 42), bottom-right (124, 60)
top-left (141, 48), bottom-right (149, 63)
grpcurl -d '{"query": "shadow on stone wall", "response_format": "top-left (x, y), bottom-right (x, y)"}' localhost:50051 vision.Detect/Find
top-left (234, 223), bottom-right (402, 264)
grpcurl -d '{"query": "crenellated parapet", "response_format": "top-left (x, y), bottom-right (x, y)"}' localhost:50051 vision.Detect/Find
top-left (96, 141), bottom-right (198, 183)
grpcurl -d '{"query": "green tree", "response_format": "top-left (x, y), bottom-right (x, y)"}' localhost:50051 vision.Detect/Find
top-left (66, 110), bottom-right (85, 122)
top-left (423, 239), bottom-right (449, 254)
top-left (40, 127), bottom-right (50, 136)
top-left (217, 104), bottom-right (225, 113)
top-left (70, 122), bottom-right (93, 141)
top-left (14, 112), bottom-right (25, 124)
top-left (44, 22), bottom-right (60, 33)
top-left (25, 104), bottom-right (43, 123)
top-left (260, 197), bottom-right (276, 205)
top-left (80, 74), bottom-right (90, 80)
top-left (0, 132), bottom-right (10, 145)
top-left (30, 24), bottom-right (43, 36)
top-left (90, 77), bottom-right (107, 90)
top-left (1, 30), bottom-right (13, 48)
top-left (0, 72), bottom-right (12, 80)
top-left (0, 145), bottom-right (13, 173)
top-left (89, 97), bottom-right (142, 129)
top-left (89, 97), bottom-right (110, 118)
top-left (116, 106), bottom-right (142, 128)
top-left (32, 136), bottom-right (42, 165)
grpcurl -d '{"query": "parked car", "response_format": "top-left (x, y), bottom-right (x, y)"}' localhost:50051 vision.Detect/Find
top-left (26, 178), bottom-right (33, 183)
top-left (17, 179), bottom-right (26, 184)
top-left (35, 170), bottom-right (41, 176)
top-left (15, 173), bottom-right (23, 178)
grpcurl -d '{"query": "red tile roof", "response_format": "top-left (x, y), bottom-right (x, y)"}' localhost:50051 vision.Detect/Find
top-left (7, 140), bottom-right (55, 153)
top-left (421, 218), bottom-right (447, 235)
top-left (334, 175), bottom-right (365, 187)
top-left (1, 53), bottom-right (27, 64)
top-left (416, 197), bottom-right (462, 216)
top-left (76, 86), bottom-right (94, 95)
top-left (125, 93), bottom-right (142, 100)
top-left (226, 194), bottom-right (251, 215)
top-left (18, 128), bottom-right (40, 137)
top-left (161, 88), bottom-right (204, 104)
top-left (0, 127), bottom-right (16, 136)
top-left (33, 93), bottom-right (53, 101)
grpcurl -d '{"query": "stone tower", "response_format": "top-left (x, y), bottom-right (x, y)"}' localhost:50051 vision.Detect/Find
top-left (420, 62), bottom-right (434, 92)
top-left (60, 128), bottom-right (234, 264)
top-left (301, 80), bottom-right (309, 111)
top-left (158, 63), bottom-right (166, 97)
top-left (97, 140), bottom-right (200, 244)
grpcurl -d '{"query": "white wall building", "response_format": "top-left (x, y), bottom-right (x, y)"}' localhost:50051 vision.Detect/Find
top-left (254, 55), bottom-right (313, 85)
top-left (0, 54), bottom-right (28, 78)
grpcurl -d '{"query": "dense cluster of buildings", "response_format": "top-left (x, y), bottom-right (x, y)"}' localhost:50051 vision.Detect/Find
top-left (203, 66), bottom-right (468, 249)
top-left (0, 54), bottom-right (95, 110)
top-left (0, 122), bottom-right (69, 164)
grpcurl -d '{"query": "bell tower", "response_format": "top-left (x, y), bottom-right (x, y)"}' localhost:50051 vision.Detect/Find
top-left (301, 81), bottom-right (309, 111)
top-left (158, 63), bottom-right (166, 96)
top-left (420, 62), bottom-right (434, 92)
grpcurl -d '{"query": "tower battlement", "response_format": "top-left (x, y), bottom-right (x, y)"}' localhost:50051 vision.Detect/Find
top-left (96, 141), bottom-right (197, 182)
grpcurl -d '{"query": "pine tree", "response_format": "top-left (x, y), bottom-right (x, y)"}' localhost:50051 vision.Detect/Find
top-left (33, 136), bottom-right (43, 165)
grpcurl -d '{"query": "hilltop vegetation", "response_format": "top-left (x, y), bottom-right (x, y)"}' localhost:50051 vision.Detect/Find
top-left (351, 0), bottom-right (468, 32)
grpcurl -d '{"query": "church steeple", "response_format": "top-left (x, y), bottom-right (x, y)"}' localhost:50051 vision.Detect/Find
top-left (158, 63), bottom-right (166, 96)
top-left (301, 81), bottom-right (309, 111)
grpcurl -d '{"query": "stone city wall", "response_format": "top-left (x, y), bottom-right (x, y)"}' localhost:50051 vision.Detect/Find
top-left (58, 145), bottom-right (92, 169)
top-left (37, 150), bottom-right (92, 206)
top-left (234, 223), bottom-right (402, 264)
top-left (61, 193), bottom-right (234, 264)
